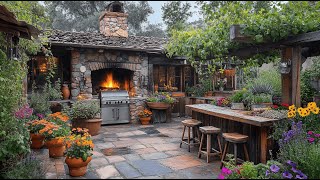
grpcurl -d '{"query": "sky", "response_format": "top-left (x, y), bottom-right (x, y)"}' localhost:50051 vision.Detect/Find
top-left (147, 1), bottom-right (200, 26)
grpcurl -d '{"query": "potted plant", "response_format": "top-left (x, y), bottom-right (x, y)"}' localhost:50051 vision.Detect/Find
top-left (48, 111), bottom-right (70, 126)
top-left (69, 101), bottom-right (101, 136)
top-left (39, 121), bottom-right (70, 157)
top-left (138, 109), bottom-right (153, 125)
top-left (217, 79), bottom-right (226, 91)
top-left (26, 119), bottom-right (48, 149)
top-left (65, 128), bottom-right (94, 177)
top-left (230, 89), bottom-right (247, 110)
top-left (146, 92), bottom-right (175, 110)
top-left (248, 93), bottom-right (273, 111)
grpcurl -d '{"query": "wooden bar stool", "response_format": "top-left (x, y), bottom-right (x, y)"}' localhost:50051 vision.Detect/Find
top-left (180, 119), bottom-right (202, 152)
top-left (198, 126), bottom-right (222, 163)
top-left (220, 133), bottom-right (250, 169)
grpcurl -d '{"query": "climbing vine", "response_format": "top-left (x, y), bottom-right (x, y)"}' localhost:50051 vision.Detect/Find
top-left (165, 1), bottom-right (320, 72)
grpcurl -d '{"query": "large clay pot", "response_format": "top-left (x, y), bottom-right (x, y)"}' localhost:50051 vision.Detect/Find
top-left (139, 116), bottom-right (151, 125)
top-left (45, 138), bottom-right (66, 158)
top-left (62, 84), bottom-right (70, 100)
top-left (65, 156), bottom-right (92, 177)
top-left (30, 133), bottom-right (45, 149)
top-left (146, 102), bottom-right (170, 110)
top-left (72, 119), bottom-right (102, 136)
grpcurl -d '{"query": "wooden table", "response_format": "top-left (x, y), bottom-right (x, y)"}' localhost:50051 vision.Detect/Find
top-left (186, 104), bottom-right (281, 164)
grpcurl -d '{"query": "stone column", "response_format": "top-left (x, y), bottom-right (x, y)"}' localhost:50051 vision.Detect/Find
top-left (71, 50), bottom-right (81, 100)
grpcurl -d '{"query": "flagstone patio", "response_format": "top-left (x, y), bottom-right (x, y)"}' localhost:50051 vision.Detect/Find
top-left (35, 117), bottom-right (221, 179)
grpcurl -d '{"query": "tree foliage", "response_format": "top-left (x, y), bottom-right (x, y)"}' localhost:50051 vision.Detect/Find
top-left (161, 1), bottom-right (192, 34)
top-left (165, 1), bottom-right (320, 72)
top-left (45, 1), bottom-right (160, 36)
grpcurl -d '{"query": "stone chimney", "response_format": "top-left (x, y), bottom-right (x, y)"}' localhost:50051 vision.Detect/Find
top-left (99, 1), bottom-right (128, 38)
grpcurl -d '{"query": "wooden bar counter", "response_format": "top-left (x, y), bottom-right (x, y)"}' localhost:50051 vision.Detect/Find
top-left (186, 104), bottom-right (281, 164)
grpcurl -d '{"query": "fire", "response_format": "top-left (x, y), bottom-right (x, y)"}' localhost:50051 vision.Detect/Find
top-left (101, 72), bottom-right (120, 89)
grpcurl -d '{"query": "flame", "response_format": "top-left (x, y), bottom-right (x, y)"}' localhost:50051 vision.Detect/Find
top-left (101, 72), bottom-right (120, 88)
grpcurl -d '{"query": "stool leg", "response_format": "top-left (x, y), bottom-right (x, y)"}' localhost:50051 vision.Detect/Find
top-left (207, 134), bottom-right (211, 163)
top-left (220, 141), bottom-right (229, 169)
top-left (196, 127), bottom-right (201, 143)
top-left (243, 143), bottom-right (250, 161)
top-left (198, 133), bottom-right (204, 158)
top-left (192, 127), bottom-right (195, 143)
top-left (180, 126), bottom-right (186, 148)
top-left (188, 127), bottom-right (191, 152)
top-left (217, 135), bottom-right (222, 157)
top-left (234, 143), bottom-right (237, 166)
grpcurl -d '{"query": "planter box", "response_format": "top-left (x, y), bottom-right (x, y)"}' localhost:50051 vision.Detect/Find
top-left (146, 102), bottom-right (170, 110)
top-left (231, 102), bottom-right (245, 110)
top-left (251, 103), bottom-right (272, 111)
top-left (72, 118), bottom-right (102, 136)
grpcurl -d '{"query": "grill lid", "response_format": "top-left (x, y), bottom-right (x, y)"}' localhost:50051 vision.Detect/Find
top-left (100, 90), bottom-right (129, 101)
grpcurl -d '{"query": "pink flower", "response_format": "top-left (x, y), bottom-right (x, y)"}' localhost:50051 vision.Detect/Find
top-left (221, 167), bottom-right (232, 175)
top-left (218, 174), bottom-right (225, 179)
top-left (307, 131), bottom-right (313, 135)
top-left (308, 137), bottom-right (315, 143)
top-left (315, 134), bottom-right (320, 138)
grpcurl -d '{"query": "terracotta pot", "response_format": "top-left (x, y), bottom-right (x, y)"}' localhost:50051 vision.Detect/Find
top-left (30, 133), bottom-right (45, 149)
top-left (62, 84), bottom-right (70, 100)
top-left (146, 102), bottom-right (170, 110)
top-left (65, 156), bottom-right (92, 177)
top-left (72, 118), bottom-right (102, 136)
top-left (206, 91), bottom-right (213, 97)
top-left (45, 138), bottom-right (66, 158)
top-left (139, 116), bottom-right (151, 125)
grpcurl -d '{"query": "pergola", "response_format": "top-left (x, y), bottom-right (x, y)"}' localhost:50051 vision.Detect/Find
top-left (0, 5), bottom-right (40, 59)
top-left (229, 25), bottom-right (320, 107)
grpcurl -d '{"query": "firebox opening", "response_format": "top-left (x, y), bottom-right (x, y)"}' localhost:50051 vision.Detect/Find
top-left (92, 68), bottom-right (133, 95)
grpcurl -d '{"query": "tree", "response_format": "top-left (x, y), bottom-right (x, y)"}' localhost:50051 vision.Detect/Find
top-left (161, 1), bottom-right (192, 33)
top-left (45, 1), bottom-right (154, 35)
top-left (135, 23), bottom-right (167, 38)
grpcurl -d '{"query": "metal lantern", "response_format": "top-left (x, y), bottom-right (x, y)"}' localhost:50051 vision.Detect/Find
top-left (279, 60), bottom-right (291, 74)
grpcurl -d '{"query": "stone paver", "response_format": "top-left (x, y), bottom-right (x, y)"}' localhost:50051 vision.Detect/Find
top-left (141, 152), bottom-right (169, 160)
top-left (159, 155), bottom-right (203, 170)
top-left (130, 160), bottom-right (172, 176)
top-left (115, 162), bottom-right (142, 178)
top-left (96, 165), bottom-right (120, 179)
top-left (106, 155), bottom-right (126, 163)
top-left (35, 117), bottom-right (222, 179)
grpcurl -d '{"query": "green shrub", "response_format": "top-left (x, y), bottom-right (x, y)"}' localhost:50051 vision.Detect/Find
top-left (301, 70), bottom-right (317, 105)
top-left (29, 92), bottom-right (51, 115)
top-left (43, 78), bottom-right (62, 101)
top-left (2, 156), bottom-right (46, 179)
top-left (69, 101), bottom-right (100, 120)
top-left (230, 89), bottom-right (247, 103)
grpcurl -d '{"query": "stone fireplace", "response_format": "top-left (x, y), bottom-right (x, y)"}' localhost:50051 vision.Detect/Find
top-left (70, 49), bottom-right (149, 123)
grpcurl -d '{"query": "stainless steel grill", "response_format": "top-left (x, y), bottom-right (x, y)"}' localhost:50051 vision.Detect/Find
top-left (100, 90), bottom-right (130, 125)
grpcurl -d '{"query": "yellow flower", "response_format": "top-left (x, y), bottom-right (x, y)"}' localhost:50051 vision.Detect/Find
top-left (312, 107), bottom-right (319, 114)
top-left (297, 107), bottom-right (303, 113)
top-left (287, 111), bottom-right (296, 118)
top-left (289, 105), bottom-right (296, 111)
top-left (308, 102), bottom-right (317, 109)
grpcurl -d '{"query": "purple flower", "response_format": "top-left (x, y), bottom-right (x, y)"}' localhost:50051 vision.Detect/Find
top-left (36, 113), bottom-right (44, 119)
top-left (218, 174), bottom-right (225, 179)
top-left (282, 171), bottom-right (293, 179)
top-left (287, 160), bottom-right (297, 168)
top-left (307, 131), bottom-right (313, 135)
top-left (221, 167), bottom-right (232, 175)
top-left (315, 134), bottom-right (320, 138)
top-left (265, 170), bottom-right (270, 176)
top-left (296, 172), bottom-right (307, 179)
top-left (291, 167), bottom-right (301, 174)
top-left (270, 164), bottom-right (280, 173)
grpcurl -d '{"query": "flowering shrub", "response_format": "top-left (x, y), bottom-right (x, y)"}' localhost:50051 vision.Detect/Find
top-left (48, 112), bottom-right (69, 126)
top-left (287, 102), bottom-right (320, 133)
top-left (64, 128), bottom-right (94, 161)
top-left (14, 104), bottom-right (34, 121)
top-left (147, 92), bottom-right (175, 104)
top-left (38, 121), bottom-right (70, 141)
top-left (138, 109), bottom-right (152, 118)
top-left (272, 103), bottom-right (289, 110)
top-left (26, 119), bottom-right (49, 134)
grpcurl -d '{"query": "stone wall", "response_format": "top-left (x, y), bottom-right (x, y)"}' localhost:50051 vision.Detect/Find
top-left (129, 97), bottom-right (147, 124)
top-left (70, 49), bottom-right (149, 122)
top-left (99, 11), bottom-right (128, 38)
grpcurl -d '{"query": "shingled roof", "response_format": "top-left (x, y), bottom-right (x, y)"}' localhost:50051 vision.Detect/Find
top-left (47, 29), bottom-right (168, 53)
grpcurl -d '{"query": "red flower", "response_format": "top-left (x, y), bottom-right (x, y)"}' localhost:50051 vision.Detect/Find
top-left (281, 103), bottom-right (289, 107)
top-left (273, 105), bottom-right (279, 109)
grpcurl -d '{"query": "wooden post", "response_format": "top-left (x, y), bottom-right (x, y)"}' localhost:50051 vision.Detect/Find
top-left (281, 47), bottom-right (293, 105)
top-left (281, 46), bottom-right (302, 106)
top-left (260, 127), bottom-right (268, 164)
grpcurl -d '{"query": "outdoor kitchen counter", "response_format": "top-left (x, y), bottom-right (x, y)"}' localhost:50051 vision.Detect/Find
top-left (186, 104), bottom-right (282, 164)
